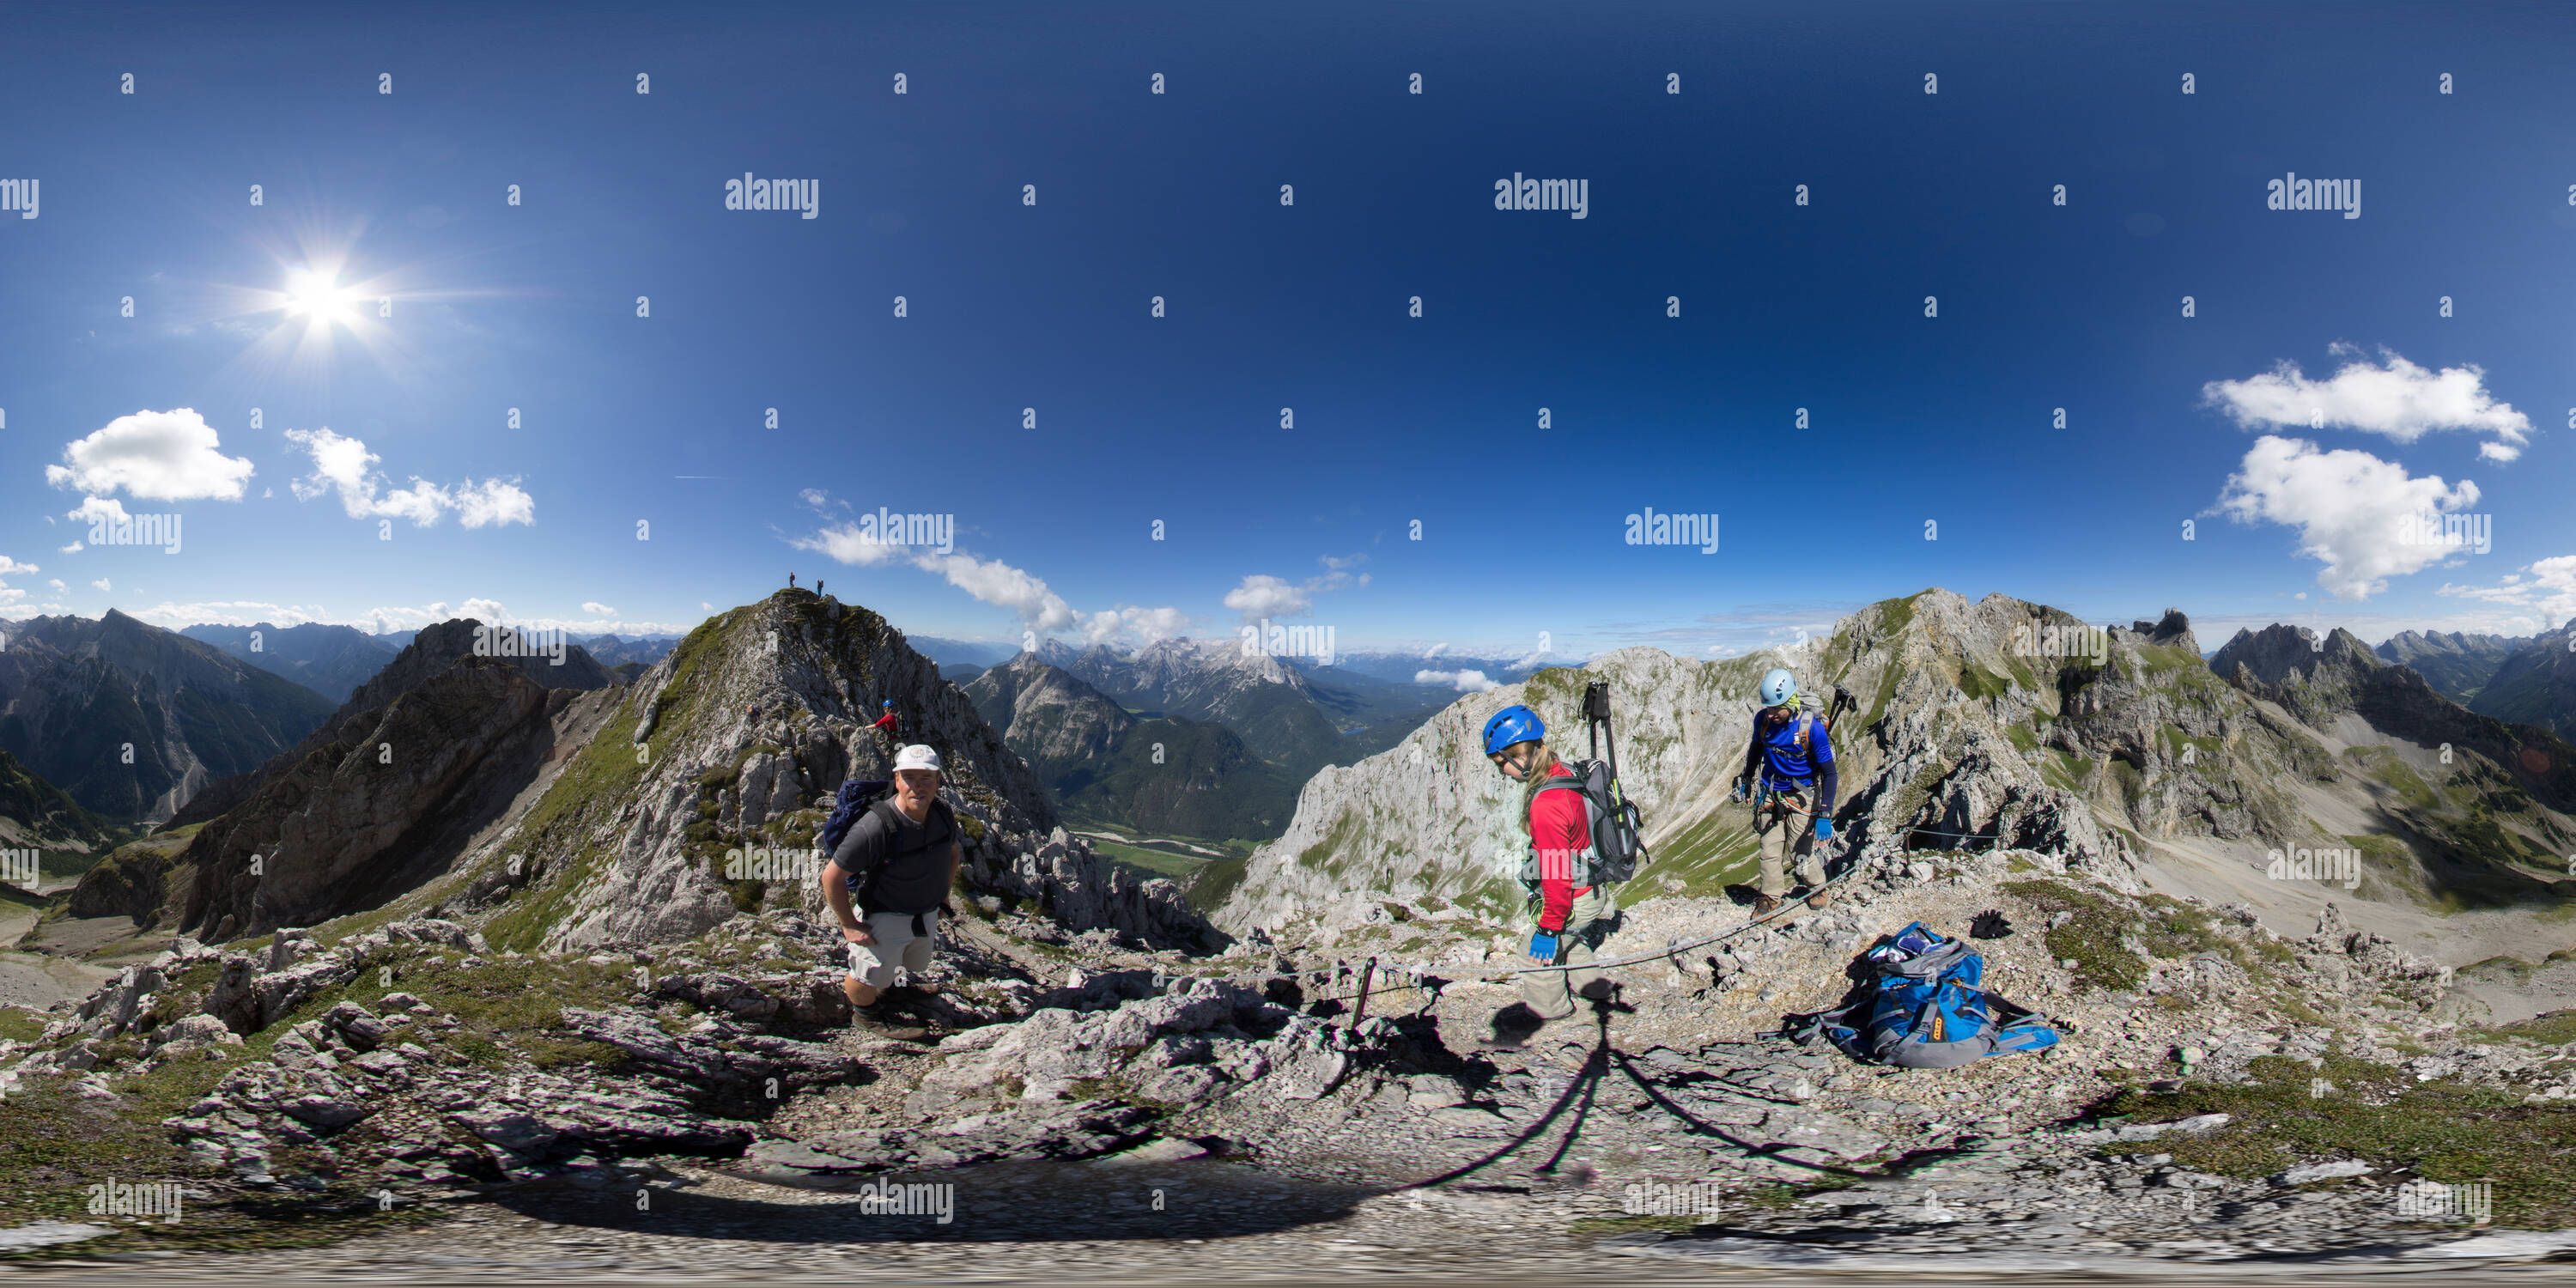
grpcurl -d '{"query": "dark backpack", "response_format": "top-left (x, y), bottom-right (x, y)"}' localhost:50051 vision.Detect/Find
top-left (819, 778), bottom-right (893, 854)
top-left (1521, 757), bottom-right (1646, 886)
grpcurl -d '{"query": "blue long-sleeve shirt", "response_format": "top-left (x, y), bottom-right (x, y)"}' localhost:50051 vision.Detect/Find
top-left (1743, 707), bottom-right (1838, 808)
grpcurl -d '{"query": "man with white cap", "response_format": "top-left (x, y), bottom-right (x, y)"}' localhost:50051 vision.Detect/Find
top-left (820, 743), bottom-right (962, 1022)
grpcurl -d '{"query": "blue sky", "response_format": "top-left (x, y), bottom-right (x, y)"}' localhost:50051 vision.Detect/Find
top-left (3, 0), bottom-right (2572, 659)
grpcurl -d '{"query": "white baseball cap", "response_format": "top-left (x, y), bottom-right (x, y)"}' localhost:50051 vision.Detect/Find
top-left (893, 744), bottom-right (944, 773)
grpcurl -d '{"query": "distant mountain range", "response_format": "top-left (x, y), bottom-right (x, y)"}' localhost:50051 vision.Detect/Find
top-left (940, 636), bottom-right (1504, 843)
top-left (181, 623), bottom-right (400, 702)
top-left (176, 623), bottom-right (678, 703)
top-left (963, 653), bottom-right (1299, 841)
top-left (2379, 622), bottom-right (2576, 739)
top-left (0, 611), bottom-right (336, 823)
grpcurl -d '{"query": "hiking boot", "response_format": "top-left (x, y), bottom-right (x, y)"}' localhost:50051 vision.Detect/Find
top-left (1752, 895), bottom-right (1782, 917)
top-left (848, 1004), bottom-right (931, 1042)
top-left (1804, 888), bottom-right (1832, 910)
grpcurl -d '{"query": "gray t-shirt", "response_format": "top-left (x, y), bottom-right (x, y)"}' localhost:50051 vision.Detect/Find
top-left (829, 798), bottom-right (957, 915)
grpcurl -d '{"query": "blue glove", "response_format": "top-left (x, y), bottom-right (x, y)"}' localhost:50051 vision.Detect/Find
top-left (1529, 930), bottom-right (1560, 963)
top-left (1813, 817), bottom-right (1834, 842)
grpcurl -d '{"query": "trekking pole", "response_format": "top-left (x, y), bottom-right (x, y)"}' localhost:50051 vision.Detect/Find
top-left (1352, 957), bottom-right (1376, 1023)
top-left (1584, 681), bottom-right (1618, 781)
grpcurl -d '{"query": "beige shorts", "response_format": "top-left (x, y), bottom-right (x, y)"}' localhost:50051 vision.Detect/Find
top-left (845, 909), bottom-right (938, 989)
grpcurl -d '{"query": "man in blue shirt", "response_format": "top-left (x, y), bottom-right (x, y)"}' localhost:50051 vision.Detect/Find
top-left (1735, 667), bottom-right (1837, 915)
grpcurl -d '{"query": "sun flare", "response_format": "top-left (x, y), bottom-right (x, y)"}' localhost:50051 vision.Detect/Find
top-left (283, 269), bottom-right (361, 328)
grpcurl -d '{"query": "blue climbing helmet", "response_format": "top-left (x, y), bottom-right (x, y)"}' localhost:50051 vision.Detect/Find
top-left (1483, 704), bottom-right (1546, 756)
top-left (1759, 668), bottom-right (1799, 709)
top-left (883, 700), bottom-right (895, 708)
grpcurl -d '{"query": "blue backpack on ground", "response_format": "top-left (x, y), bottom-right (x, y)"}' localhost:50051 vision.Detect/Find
top-left (819, 779), bottom-right (893, 854)
top-left (1790, 920), bottom-right (2058, 1068)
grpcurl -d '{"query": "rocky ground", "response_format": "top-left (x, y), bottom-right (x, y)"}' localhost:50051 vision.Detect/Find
top-left (4, 831), bottom-right (2575, 1281)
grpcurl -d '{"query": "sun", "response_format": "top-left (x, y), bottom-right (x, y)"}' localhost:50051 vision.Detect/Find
top-left (283, 268), bottom-right (361, 328)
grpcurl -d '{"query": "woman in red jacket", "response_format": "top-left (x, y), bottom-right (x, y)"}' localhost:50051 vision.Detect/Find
top-left (1485, 702), bottom-right (1615, 1024)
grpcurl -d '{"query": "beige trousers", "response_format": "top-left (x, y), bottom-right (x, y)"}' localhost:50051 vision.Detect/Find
top-left (1518, 884), bottom-right (1615, 1020)
top-left (1755, 789), bottom-right (1827, 896)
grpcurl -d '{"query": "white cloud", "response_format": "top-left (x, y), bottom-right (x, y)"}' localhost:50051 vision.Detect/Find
top-left (58, 542), bottom-right (82, 554)
top-left (92, 578), bottom-right (111, 592)
top-left (45, 408), bottom-right (255, 501)
top-left (2202, 347), bottom-right (2532, 461)
top-left (2439, 555), bottom-right (2576, 630)
top-left (0, 556), bottom-right (36, 608)
top-left (2213, 435), bottom-right (2480, 600)
top-left (912, 552), bottom-right (1076, 632)
top-left (66, 495), bottom-right (131, 528)
top-left (283, 428), bottom-right (535, 528)
top-left (453, 479), bottom-right (538, 527)
top-left (701, 601), bottom-right (714, 611)
top-left (1421, 642), bottom-right (1450, 659)
top-left (581, 601), bottom-right (617, 616)
top-left (1083, 605), bottom-right (1190, 647)
top-left (1417, 668), bottom-right (1498, 693)
top-left (789, 522), bottom-right (904, 566)
top-left (1224, 574), bottom-right (1312, 620)
top-left (1225, 556), bottom-right (1371, 623)
top-left (46, 580), bottom-right (64, 593)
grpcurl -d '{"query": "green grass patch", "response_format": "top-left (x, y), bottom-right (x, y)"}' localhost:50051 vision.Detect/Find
top-left (2002, 878), bottom-right (2147, 991)
top-left (2465, 1007), bottom-right (2576, 1048)
top-left (2094, 1054), bottom-right (2576, 1226)
top-left (0, 1005), bottom-right (49, 1042)
top-left (1091, 839), bottom-right (1208, 882)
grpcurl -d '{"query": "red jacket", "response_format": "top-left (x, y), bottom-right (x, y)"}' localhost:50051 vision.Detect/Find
top-left (1528, 761), bottom-right (1594, 933)
top-left (870, 712), bottom-right (899, 733)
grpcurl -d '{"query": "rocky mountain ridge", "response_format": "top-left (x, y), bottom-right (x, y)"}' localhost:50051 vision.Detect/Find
top-left (1212, 591), bottom-right (2575, 946)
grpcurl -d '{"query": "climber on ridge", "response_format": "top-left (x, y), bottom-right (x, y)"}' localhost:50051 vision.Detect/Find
top-left (1735, 666), bottom-right (1838, 916)
top-left (1482, 702), bottom-right (1619, 1030)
